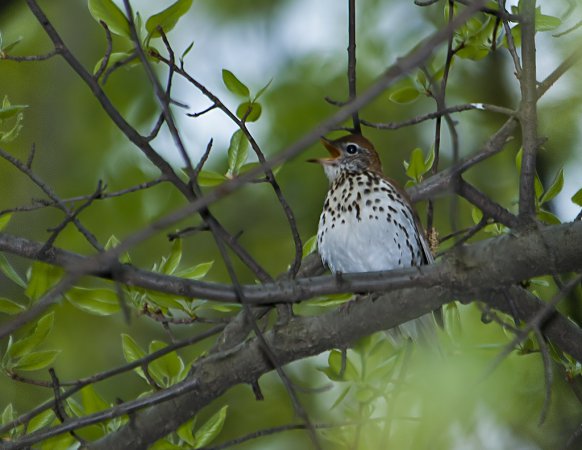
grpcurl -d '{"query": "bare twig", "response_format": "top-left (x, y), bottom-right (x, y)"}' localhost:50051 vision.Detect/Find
top-left (347, 0), bottom-right (361, 134)
top-left (517, 0), bottom-right (538, 223)
top-left (94, 20), bottom-right (113, 81)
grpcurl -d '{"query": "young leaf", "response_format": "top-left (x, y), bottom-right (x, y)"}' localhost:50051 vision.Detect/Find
top-left (535, 8), bottom-right (561, 32)
top-left (7, 312), bottom-right (55, 360)
top-left (537, 209), bottom-right (561, 225)
top-left (0, 297), bottom-right (25, 315)
top-left (161, 239), bottom-right (182, 275)
top-left (226, 130), bottom-right (249, 176)
top-left (194, 405), bottom-right (228, 448)
top-left (65, 287), bottom-right (120, 316)
top-left (146, 0), bottom-right (193, 38)
top-left (539, 168), bottom-right (564, 204)
top-left (27, 410), bottom-right (55, 434)
top-left (1, 36), bottom-right (23, 54)
top-left (0, 111), bottom-right (24, 143)
top-left (236, 102), bottom-right (262, 122)
top-left (175, 261), bottom-right (214, 280)
top-left (177, 416), bottom-right (197, 447)
top-left (388, 87), bottom-right (420, 104)
top-left (197, 170), bottom-right (227, 187)
top-left (25, 262), bottom-right (64, 301)
top-left (81, 385), bottom-right (109, 414)
top-left (253, 78), bottom-right (272, 101)
top-left (0, 104), bottom-right (28, 120)
top-left (0, 213), bottom-right (12, 231)
top-left (13, 350), bottom-right (60, 371)
top-left (571, 188), bottom-right (582, 206)
top-left (0, 253), bottom-right (26, 288)
top-left (1, 403), bottom-right (15, 426)
top-left (88, 0), bottom-right (131, 39)
top-left (471, 206), bottom-right (484, 225)
top-left (148, 340), bottom-right (185, 386)
top-left (405, 147), bottom-right (426, 182)
top-left (180, 41), bottom-right (195, 63)
top-left (302, 235), bottom-right (318, 258)
top-left (121, 334), bottom-right (146, 363)
top-left (222, 69), bottom-right (249, 98)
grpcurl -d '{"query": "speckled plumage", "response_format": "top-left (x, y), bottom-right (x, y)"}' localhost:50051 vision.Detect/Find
top-left (313, 134), bottom-right (437, 341)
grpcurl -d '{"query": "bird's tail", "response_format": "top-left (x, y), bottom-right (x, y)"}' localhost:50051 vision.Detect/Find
top-left (386, 313), bottom-right (440, 348)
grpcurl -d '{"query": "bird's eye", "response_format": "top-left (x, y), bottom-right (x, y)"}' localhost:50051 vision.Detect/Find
top-left (345, 144), bottom-right (358, 155)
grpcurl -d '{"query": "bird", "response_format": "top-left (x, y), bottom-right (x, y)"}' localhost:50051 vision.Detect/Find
top-left (310, 133), bottom-right (439, 342)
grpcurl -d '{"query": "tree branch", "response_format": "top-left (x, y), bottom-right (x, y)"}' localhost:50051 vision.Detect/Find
top-left (517, 0), bottom-right (538, 223)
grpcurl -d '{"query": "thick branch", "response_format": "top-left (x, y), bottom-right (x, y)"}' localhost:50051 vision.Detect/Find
top-left (1, 221), bottom-right (581, 307)
top-left (9, 277), bottom-right (581, 449)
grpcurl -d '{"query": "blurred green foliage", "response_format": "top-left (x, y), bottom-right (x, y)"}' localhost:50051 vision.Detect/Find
top-left (0, 0), bottom-right (582, 448)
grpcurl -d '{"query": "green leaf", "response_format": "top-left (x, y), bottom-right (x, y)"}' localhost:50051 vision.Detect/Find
top-left (7, 312), bottom-right (55, 360)
top-left (65, 287), bottom-right (120, 316)
top-left (0, 213), bottom-right (12, 231)
top-left (150, 440), bottom-right (183, 450)
top-left (455, 44), bottom-right (489, 61)
top-left (180, 41), bottom-right (195, 63)
top-left (571, 188), bottom-right (582, 206)
top-left (0, 104), bottom-right (28, 120)
top-left (226, 130), bottom-right (249, 176)
top-left (194, 405), bottom-right (228, 448)
top-left (146, 0), bottom-right (193, 38)
top-left (535, 8), bottom-right (561, 32)
top-left (222, 69), bottom-right (249, 98)
top-left (121, 334), bottom-right (148, 381)
top-left (177, 416), bottom-right (197, 446)
top-left (0, 253), bottom-right (26, 288)
top-left (13, 350), bottom-right (60, 371)
top-left (540, 168), bottom-right (564, 204)
top-left (236, 102), bottom-right (262, 122)
top-left (471, 207), bottom-right (483, 225)
top-left (0, 112), bottom-right (24, 143)
top-left (502, 24), bottom-right (521, 49)
top-left (175, 261), bottom-right (214, 280)
top-left (161, 239), bottom-right (182, 275)
top-left (302, 234), bottom-right (318, 258)
top-left (1, 403), bottom-right (15, 426)
top-left (197, 170), bottom-right (227, 187)
top-left (534, 174), bottom-right (544, 202)
top-left (405, 147), bottom-right (426, 182)
top-left (537, 209), bottom-right (561, 225)
top-left (308, 293), bottom-right (352, 308)
top-left (319, 349), bottom-right (358, 381)
top-left (28, 410), bottom-right (56, 433)
top-left (121, 334), bottom-right (146, 363)
top-left (253, 78), bottom-right (272, 101)
top-left (148, 341), bottom-right (185, 386)
top-left (81, 385), bottom-right (109, 414)
top-left (146, 292), bottom-right (183, 310)
top-left (88, 0), bottom-right (131, 39)
top-left (0, 297), bottom-right (25, 315)
top-left (1, 36), bottom-right (23, 54)
top-left (388, 87), bottom-right (420, 104)
top-left (25, 262), bottom-right (64, 301)
top-left (105, 234), bottom-right (131, 263)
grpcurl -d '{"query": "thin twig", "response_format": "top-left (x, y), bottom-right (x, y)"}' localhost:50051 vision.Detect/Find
top-left (94, 20), bottom-right (113, 81)
top-left (347, 0), bottom-right (361, 134)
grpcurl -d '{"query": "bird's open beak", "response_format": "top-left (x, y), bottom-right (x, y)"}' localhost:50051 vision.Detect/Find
top-left (307, 137), bottom-right (341, 164)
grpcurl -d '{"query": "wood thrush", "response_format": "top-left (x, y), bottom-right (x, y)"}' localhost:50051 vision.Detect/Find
top-left (311, 134), bottom-right (438, 341)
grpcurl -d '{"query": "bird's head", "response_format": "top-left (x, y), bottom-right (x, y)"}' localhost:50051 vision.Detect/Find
top-left (309, 134), bottom-right (382, 182)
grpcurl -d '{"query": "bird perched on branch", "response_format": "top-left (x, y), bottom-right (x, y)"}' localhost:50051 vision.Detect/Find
top-left (310, 134), bottom-right (439, 341)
